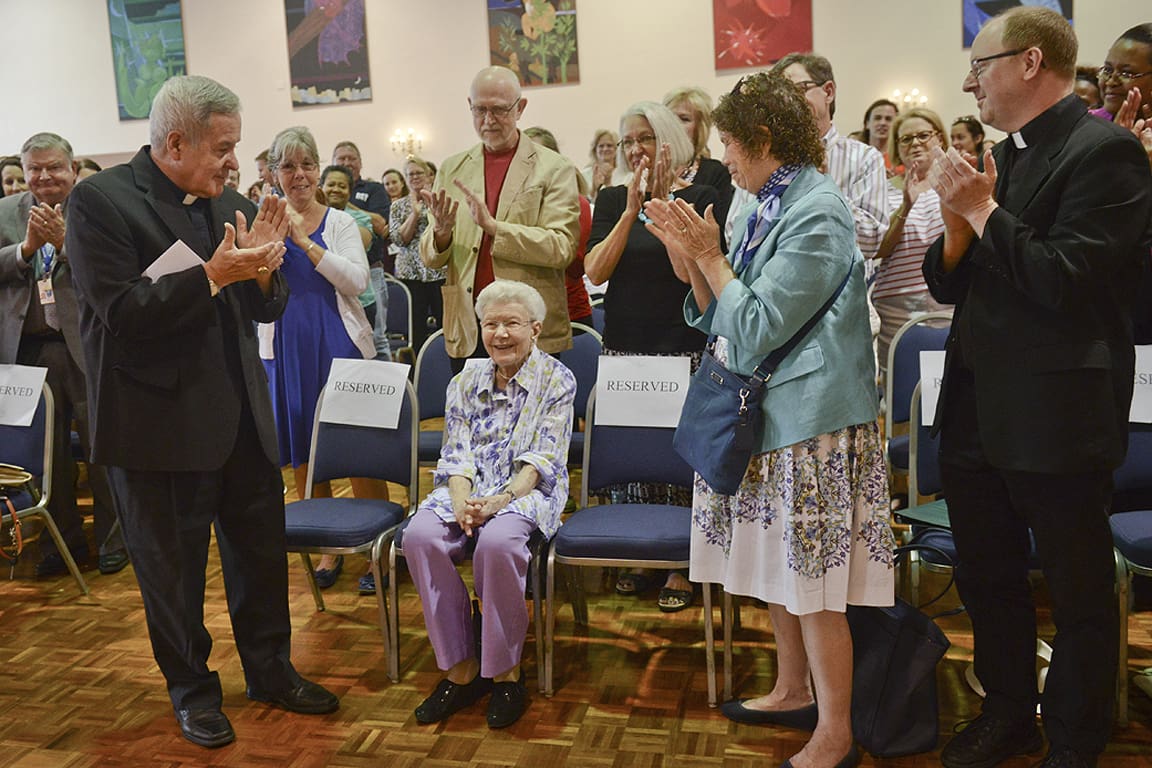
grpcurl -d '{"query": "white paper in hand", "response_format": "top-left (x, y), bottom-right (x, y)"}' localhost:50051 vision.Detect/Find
top-left (144, 239), bottom-right (202, 281)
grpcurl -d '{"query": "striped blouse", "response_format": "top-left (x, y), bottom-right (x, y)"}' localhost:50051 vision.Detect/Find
top-left (873, 184), bottom-right (945, 300)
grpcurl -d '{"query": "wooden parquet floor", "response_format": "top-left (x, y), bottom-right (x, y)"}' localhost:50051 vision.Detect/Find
top-left (2, 470), bottom-right (1152, 767)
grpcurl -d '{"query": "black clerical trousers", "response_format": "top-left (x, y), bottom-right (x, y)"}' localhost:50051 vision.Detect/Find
top-left (939, 375), bottom-right (1117, 755)
top-left (106, 403), bottom-right (299, 711)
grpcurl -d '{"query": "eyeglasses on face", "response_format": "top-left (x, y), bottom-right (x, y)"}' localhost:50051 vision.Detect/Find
top-left (617, 135), bottom-right (657, 151)
top-left (481, 319), bottom-right (529, 333)
top-left (278, 161), bottom-right (318, 174)
top-left (968, 49), bottom-right (1024, 80)
top-left (24, 162), bottom-right (70, 177)
top-left (897, 130), bottom-right (940, 148)
top-left (1097, 65), bottom-right (1152, 84)
top-left (470, 101), bottom-right (521, 119)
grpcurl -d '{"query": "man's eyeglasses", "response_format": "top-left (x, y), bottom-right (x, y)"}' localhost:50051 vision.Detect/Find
top-left (617, 135), bottom-right (657, 151)
top-left (470, 101), bottom-right (521, 119)
top-left (1097, 65), bottom-right (1152, 85)
top-left (968, 49), bottom-right (1024, 80)
top-left (790, 79), bottom-right (825, 94)
top-left (24, 163), bottom-right (71, 177)
top-left (278, 161), bottom-right (318, 174)
top-left (897, 130), bottom-right (940, 148)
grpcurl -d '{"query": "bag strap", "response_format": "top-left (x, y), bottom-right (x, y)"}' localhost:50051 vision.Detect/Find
top-left (748, 265), bottom-right (853, 387)
top-left (0, 496), bottom-right (23, 564)
top-left (894, 543), bottom-right (962, 615)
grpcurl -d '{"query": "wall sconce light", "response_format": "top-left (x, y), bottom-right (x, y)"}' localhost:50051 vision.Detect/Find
top-left (391, 128), bottom-right (423, 156)
top-left (892, 88), bottom-right (928, 108)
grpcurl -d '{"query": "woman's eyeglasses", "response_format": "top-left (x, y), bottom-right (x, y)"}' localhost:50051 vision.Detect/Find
top-left (617, 135), bottom-right (657, 151)
top-left (897, 130), bottom-right (940, 148)
top-left (1097, 65), bottom-right (1152, 85)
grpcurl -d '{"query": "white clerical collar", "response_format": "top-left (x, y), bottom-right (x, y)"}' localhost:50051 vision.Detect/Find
top-left (183, 193), bottom-right (198, 205)
top-left (1010, 131), bottom-right (1028, 149)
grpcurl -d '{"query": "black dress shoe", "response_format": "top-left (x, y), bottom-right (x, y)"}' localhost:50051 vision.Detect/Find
top-left (486, 675), bottom-right (528, 729)
top-left (247, 678), bottom-right (339, 714)
top-left (175, 708), bottom-right (235, 748)
top-left (1037, 746), bottom-right (1094, 768)
top-left (720, 699), bottom-right (819, 730)
top-left (780, 744), bottom-right (859, 768)
top-left (35, 550), bottom-right (88, 578)
top-left (414, 674), bottom-right (493, 724)
top-left (98, 550), bottom-right (130, 575)
top-left (940, 712), bottom-right (1043, 768)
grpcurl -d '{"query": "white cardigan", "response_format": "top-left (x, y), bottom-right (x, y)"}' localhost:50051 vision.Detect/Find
top-left (259, 206), bottom-right (374, 360)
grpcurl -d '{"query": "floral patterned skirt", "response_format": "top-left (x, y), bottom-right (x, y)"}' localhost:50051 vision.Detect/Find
top-left (688, 422), bottom-right (895, 615)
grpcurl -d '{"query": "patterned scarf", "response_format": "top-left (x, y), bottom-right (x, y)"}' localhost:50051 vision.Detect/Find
top-left (733, 164), bottom-right (802, 275)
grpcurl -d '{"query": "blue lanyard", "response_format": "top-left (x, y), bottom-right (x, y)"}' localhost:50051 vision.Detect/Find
top-left (39, 244), bottom-right (55, 279)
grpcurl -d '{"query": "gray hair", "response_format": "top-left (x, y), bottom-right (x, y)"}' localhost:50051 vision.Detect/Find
top-left (618, 101), bottom-right (695, 171)
top-left (268, 126), bottom-right (320, 171)
top-left (149, 75), bottom-right (240, 150)
top-left (475, 280), bottom-right (546, 323)
top-left (21, 132), bottom-right (74, 161)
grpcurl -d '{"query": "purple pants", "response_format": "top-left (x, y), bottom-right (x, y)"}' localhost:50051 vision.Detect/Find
top-left (404, 506), bottom-right (535, 678)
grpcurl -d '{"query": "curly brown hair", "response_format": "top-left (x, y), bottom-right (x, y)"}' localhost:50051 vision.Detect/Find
top-left (712, 72), bottom-right (824, 169)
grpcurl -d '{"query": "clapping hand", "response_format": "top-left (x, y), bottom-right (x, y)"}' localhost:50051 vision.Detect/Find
top-left (453, 179), bottom-right (497, 237)
top-left (643, 197), bottom-right (721, 267)
top-left (236, 194), bottom-right (289, 249)
top-left (25, 202), bottom-right (66, 255)
top-left (420, 187), bottom-right (460, 248)
top-left (927, 145), bottom-right (998, 231)
top-left (205, 222), bottom-right (285, 288)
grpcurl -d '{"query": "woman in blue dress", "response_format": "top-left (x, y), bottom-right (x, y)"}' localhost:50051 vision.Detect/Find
top-left (262, 126), bottom-right (377, 586)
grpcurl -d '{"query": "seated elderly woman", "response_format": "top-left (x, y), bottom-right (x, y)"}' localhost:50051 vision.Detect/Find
top-left (405, 279), bottom-right (575, 730)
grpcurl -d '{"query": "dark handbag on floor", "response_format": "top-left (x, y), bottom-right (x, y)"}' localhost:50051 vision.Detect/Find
top-left (847, 544), bottom-right (955, 758)
top-left (672, 268), bottom-right (851, 495)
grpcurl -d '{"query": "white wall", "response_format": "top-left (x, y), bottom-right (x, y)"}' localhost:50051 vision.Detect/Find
top-left (1, 0), bottom-right (1148, 179)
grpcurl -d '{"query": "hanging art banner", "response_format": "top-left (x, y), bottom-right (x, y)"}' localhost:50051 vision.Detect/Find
top-left (713, 0), bottom-right (812, 72)
top-left (285, 0), bottom-right (372, 106)
top-left (107, 0), bottom-right (187, 120)
top-left (962, 0), bottom-right (1073, 48)
top-left (489, 0), bottom-right (580, 87)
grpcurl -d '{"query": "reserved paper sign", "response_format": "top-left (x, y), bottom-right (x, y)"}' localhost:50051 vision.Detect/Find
top-left (1131, 346), bottom-right (1152, 423)
top-left (919, 350), bottom-right (946, 427)
top-left (595, 355), bottom-right (690, 428)
top-left (320, 358), bottom-right (410, 429)
top-left (0, 364), bottom-right (48, 427)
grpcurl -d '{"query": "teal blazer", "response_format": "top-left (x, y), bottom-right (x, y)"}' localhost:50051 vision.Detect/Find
top-left (684, 166), bottom-right (878, 454)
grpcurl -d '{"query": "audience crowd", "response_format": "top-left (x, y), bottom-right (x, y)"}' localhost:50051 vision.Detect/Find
top-left (3, 10), bottom-right (1152, 767)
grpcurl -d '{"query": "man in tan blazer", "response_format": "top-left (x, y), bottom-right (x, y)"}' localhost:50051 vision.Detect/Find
top-left (420, 65), bottom-right (580, 371)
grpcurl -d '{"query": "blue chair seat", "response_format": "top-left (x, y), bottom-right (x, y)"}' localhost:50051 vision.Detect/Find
top-left (554, 504), bottom-right (691, 561)
top-left (285, 498), bottom-right (406, 549)
top-left (1111, 511), bottom-right (1152, 566)
top-left (0, 489), bottom-right (36, 512)
top-left (887, 434), bottom-right (909, 470)
top-left (418, 431), bottom-right (442, 464)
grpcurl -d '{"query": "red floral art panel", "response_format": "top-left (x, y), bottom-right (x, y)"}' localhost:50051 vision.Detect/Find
top-left (713, 0), bottom-right (812, 72)
top-left (489, 0), bottom-right (580, 87)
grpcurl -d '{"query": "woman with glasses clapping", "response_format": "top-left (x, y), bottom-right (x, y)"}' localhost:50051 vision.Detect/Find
top-left (872, 109), bottom-right (953, 383)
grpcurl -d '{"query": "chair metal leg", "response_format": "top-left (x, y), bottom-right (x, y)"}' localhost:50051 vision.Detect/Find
top-left (1115, 548), bottom-right (1130, 728)
top-left (563, 563), bottom-right (588, 626)
top-left (388, 544), bottom-right (402, 682)
top-left (532, 539), bottom-right (547, 694)
top-left (36, 511), bottom-right (89, 596)
top-left (370, 541), bottom-right (391, 679)
top-left (300, 553), bottom-right (324, 611)
top-left (722, 590), bottom-right (734, 701)
top-left (544, 548), bottom-right (556, 696)
top-left (702, 582), bottom-right (717, 707)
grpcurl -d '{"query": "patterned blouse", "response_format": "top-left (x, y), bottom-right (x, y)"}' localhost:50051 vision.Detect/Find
top-left (423, 346), bottom-right (576, 538)
top-left (389, 195), bottom-right (445, 282)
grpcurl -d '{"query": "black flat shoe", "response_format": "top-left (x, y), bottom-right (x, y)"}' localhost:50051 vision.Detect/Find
top-left (313, 556), bottom-right (344, 589)
top-left (35, 550), bottom-right (88, 578)
top-left (486, 674), bottom-right (528, 729)
top-left (98, 550), bottom-right (130, 575)
top-left (175, 707), bottom-right (235, 748)
top-left (780, 744), bottom-right (859, 768)
top-left (247, 678), bottom-right (339, 714)
top-left (720, 699), bottom-right (818, 730)
top-left (414, 674), bottom-right (493, 724)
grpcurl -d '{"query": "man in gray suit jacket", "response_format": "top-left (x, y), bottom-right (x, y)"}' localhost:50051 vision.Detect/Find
top-left (0, 132), bottom-right (127, 576)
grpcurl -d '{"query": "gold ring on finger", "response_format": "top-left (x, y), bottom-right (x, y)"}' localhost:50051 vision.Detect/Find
top-left (257, 266), bottom-right (269, 274)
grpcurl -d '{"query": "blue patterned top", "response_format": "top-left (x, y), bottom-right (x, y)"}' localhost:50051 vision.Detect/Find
top-left (422, 346), bottom-right (576, 538)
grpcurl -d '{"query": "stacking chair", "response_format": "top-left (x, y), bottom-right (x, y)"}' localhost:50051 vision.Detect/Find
top-left (556, 322), bottom-right (601, 466)
top-left (1108, 426), bottom-right (1152, 727)
top-left (0, 381), bottom-right (88, 595)
top-left (590, 304), bottom-right (606, 336)
top-left (284, 381), bottom-right (419, 660)
top-left (884, 313), bottom-right (952, 484)
top-left (413, 329), bottom-right (452, 466)
top-left (386, 518), bottom-right (551, 686)
top-left (384, 277), bottom-right (414, 356)
top-left (544, 389), bottom-right (717, 704)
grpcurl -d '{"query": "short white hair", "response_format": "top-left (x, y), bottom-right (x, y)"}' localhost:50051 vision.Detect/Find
top-left (619, 101), bottom-right (695, 171)
top-left (475, 280), bottom-right (546, 323)
top-left (150, 75), bottom-right (240, 150)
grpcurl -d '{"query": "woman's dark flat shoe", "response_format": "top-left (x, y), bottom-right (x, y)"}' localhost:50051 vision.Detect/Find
top-left (657, 587), bottom-right (694, 612)
top-left (313, 555), bottom-right (343, 589)
top-left (720, 699), bottom-right (818, 730)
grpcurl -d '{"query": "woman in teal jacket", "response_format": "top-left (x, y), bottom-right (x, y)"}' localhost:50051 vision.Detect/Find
top-left (646, 72), bottom-right (894, 768)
